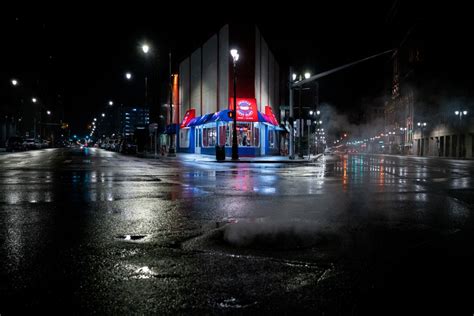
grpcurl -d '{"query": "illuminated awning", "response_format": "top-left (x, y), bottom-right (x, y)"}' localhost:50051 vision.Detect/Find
top-left (180, 109), bottom-right (195, 128)
top-left (264, 105), bottom-right (279, 126)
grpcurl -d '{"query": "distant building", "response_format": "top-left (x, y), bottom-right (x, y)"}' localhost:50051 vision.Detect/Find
top-left (96, 105), bottom-right (150, 139)
top-left (384, 18), bottom-right (473, 158)
top-left (121, 107), bottom-right (150, 137)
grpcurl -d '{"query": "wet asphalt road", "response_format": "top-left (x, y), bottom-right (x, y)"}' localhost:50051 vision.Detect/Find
top-left (1, 148), bottom-right (474, 315)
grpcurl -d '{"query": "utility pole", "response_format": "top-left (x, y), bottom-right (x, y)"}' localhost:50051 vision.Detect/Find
top-left (168, 50), bottom-right (176, 157)
top-left (289, 67), bottom-right (295, 159)
top-left (298, 85), bottom-right (304, 158)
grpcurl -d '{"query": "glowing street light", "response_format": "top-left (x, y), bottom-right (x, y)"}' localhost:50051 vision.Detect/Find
top-left (46, 110), bottom-right (51, 116)
top-left (11, 79), bottom-right (18, 86)
top-left (125, 72), bottom-right (132, 80)
top-left (32, 98), bottom-right (37, 103)
top-left (142, 44), bottom-right (150, 54)
top-left (454, 110), bottom-right (468, 121)
top-left (108, 100), bottom-right (113, 106)
top-left (94, 118), bottom-right (97, 122)
top-left (101, 113), bottom-right (105, 117)
top-left (304, 72), bottom-right (311, 79)
top-left (230, 48), bottom-right (240, 160)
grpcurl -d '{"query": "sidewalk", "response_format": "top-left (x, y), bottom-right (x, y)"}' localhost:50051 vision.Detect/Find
top-left (143, 152), bottom-right (323, 164)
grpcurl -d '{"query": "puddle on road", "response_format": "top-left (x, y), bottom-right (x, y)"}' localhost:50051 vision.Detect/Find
top-left (217, 297), bottom-right (258, 309)
top-left (116, 263), bottom-right (182, 280)
top-left (116, 234), bottom-right (148, 241)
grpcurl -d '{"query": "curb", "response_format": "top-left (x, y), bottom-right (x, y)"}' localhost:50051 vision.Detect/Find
top-left (182, 154), bottom-right (323, 164)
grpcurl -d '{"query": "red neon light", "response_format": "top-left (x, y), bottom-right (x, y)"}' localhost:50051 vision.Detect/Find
top-left (229, 98), bottom-right (259, 122)
top-left (264, 105), bottom-right (279, 125)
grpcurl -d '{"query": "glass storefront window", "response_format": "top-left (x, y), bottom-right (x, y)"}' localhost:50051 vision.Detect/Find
top-left (269, 130), bottom-right (276, 149)
top-left (225, 122), bottom-right (259, 147)
top-left (203, 127), bottom-right (216, 147)
top-left (179, 128), bottom-right (190, 148)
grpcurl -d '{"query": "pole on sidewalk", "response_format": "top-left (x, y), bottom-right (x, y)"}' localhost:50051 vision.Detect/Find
top-left (298, 86), bottom-right (303, 159)
top-left (168, 50), bottom-right (176, 157)
top-left (289, 67), bottom-right (295, 160)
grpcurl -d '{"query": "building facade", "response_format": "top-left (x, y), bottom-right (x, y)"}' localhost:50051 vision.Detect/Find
top-left (175, 24), bottom-right (283, 157)
top-left (383, 22), bottom-right (473, 158)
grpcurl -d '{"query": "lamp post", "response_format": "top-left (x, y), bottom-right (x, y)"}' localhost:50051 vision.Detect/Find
top-left (141, 44), bottom-right (150, 110)
top-left (454, 110), bottom-right (468, 122)
top-left (230, 49), bottom-right (239, 160)
top-left (400, 127), bottom-right (407, 154)
top-left (417, 122), bottom-right (427, 156)
top-left (168, 51), bottom-right (176, 157)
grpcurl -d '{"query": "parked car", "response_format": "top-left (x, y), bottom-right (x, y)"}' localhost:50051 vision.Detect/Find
top-left (6, 136), bottom-right (24, 152)
top-left (22, 138), bottom-right (42, 150)
top-left (41, 140), bottom-right (50, 148)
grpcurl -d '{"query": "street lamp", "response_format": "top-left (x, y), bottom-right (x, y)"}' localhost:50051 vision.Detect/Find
top-left (32, 97), bottom-right (37, 103)
top-left (168, 52), bottom-right (176, 157)
top-left (101, 113), bottom-right (105, 117)
top-left (46, 110), bottom-right (51, 116)
top-left (11, 79), bottom-right (18, 86)
top-left (454, 110), bottom-right (468, 121)
top-left (141, 42), bottom-right (151, 110)
top-left (125, 72), bottom-right (132, 80)
top-left (230, 48), bottom-right (240, 160)
top-left (417, 122), bottom-right (427, 156)
top-left (94, 118), bottom-right (97, 122)
top-left (108, 100), bottom-right (113, 106)
top-left (304, 72), bottom-right (311, 79)
top-left (400, 127), bottom-right (407, 154)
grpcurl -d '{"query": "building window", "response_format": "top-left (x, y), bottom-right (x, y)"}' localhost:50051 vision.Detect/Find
top-left (203, 127), bottom-right (216, 147)
top-left (269, 130), bottom-right (276, 149)
top-left (224, 122), bottom-right (259, 147)
top-left (179, 128), bottom-right (190, 148)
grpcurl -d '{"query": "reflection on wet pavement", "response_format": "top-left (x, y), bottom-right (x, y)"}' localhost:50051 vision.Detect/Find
top-left (1, 148), bottom-right (474, 314)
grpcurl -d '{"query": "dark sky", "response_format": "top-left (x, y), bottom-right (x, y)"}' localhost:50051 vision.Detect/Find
top-left (1, 4), bottom-right (472, 135)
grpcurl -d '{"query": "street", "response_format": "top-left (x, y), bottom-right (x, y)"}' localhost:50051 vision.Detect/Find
top-left (1, 148), bottom-right (474, 314)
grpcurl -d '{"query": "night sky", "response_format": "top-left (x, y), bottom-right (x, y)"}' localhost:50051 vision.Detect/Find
top-left (1, 4), bottom-right (472, 135)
